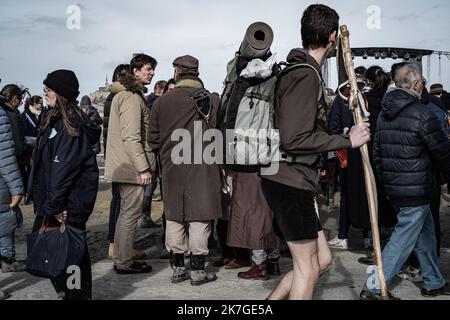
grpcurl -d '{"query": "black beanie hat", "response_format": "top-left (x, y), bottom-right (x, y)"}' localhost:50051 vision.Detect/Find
top-left (43, 69), bottom-right (80, 102)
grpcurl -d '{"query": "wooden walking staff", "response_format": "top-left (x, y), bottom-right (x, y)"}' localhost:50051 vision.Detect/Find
top-left (339, 25), bottom-right (388, 299)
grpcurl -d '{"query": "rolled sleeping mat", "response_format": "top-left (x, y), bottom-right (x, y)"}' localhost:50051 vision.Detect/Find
top-left (239, 22), bottom-right (274, 59)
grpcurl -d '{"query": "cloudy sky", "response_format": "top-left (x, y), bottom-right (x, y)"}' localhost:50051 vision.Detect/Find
top-left (1, 0), bottom-right (449, 98)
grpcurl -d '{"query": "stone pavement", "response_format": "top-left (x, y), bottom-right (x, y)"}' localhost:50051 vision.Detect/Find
top-left (1, 181), bottom-right (450, 300)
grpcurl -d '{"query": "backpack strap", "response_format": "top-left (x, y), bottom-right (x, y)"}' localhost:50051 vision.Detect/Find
top-left (190, 88), bottom-right (213, 127)
top-left (279, 63), bottom-right (324, 103)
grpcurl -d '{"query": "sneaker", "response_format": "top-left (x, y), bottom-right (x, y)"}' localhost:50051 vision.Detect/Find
top-left (360, 289), bottom-right (401, 300)
top-left (421, 283), bottom-right (450, 297)
top-left (328, 236), bottom-right (348, 250)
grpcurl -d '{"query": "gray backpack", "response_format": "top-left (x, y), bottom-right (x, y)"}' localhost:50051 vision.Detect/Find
top-left (220, 60), bottom-right (325, 170)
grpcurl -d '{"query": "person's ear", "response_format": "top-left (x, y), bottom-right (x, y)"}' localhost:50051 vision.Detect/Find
top-left (329, 31), bottom-right (337, 44)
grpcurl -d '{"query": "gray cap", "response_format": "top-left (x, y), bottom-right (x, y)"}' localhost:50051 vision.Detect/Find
top-left (173, 55), bottom-right (199, 72)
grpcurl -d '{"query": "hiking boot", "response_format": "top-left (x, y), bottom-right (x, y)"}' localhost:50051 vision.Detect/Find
top-left (238, 263), bottom-right (269, 280)
top-left (190, 255), bottom-right (217, 286)
top-left (0, 290), bottom-right (11, 300)
top-left (267, 258), bottom-right (281, 276)
top-left (114, 261), bottom-right (152, 274)
top-left (1, 257), bottom-right (26, 273)
top-left (421, 283), bottom-right (450, 297)
top-left (396, 266), bottom-right (423, 283)
top-left (328, 236), bottom-right (348, 250)
top-left (360, 289), bottom-right (401, 300)
top-left (170, 252), bottom-right (190, 284)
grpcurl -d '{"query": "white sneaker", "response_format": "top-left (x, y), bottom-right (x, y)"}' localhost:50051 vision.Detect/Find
top-left (363, 238), bottom-right (371, 249)
top-left (328, 236), bottom-right (348, 249)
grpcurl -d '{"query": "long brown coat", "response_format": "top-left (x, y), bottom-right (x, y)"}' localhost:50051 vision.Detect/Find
top-left (226, 171), bottom-right (277, 250)
top-left (148, 77), bottom-right (222, 222)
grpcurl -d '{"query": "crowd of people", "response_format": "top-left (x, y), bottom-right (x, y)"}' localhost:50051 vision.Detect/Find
top-left (0, 3), bottom-right (450, 301)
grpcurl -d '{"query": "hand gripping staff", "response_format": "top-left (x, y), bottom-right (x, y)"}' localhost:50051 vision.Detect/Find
top-left (337, 25), bottom-right (388, 299)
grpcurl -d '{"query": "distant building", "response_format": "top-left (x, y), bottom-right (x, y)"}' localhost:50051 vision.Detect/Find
top-left (88, 75), bottom-right (110, 116)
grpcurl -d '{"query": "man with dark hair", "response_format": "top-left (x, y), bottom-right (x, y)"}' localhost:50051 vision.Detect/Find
top-left (360, 64), bottom-right (450, 300)
top-left (105, 53), bottom-right (157, 274)
top-left (260, 4), bottom-right (371, 300)
top-left (149, 55), bottom-right (222, 285)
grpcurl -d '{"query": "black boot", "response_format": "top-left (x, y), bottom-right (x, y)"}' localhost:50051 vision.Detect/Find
top-left (190, 255), bottom-right (217, 286)
top-left (140, 196), bottom-right (160, 228)
top-left (169, 251), bottom-right (189, 284)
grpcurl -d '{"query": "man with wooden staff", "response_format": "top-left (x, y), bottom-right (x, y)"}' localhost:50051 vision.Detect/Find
top-left (261, 4), bottom-right (370, 300)
top-left (359, 63), bottom-right (450, 299)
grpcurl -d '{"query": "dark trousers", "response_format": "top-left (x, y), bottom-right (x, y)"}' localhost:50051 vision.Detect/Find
top-left (108, 182), bottom-right (121, 243)
top-left (217, 219), bottom-right (249, 261)
top-left (337, 168), bottom-right (351, 239)
top-left (32, 216), bottom-right (92, 300)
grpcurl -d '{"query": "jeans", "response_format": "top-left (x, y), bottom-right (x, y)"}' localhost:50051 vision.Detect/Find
top-left (144, 179), bottom-right (158, 198)
top-left (364, 204), bottom-right (446, 293)
top-left (0, 231), bottom-right (15, 258)
top-left (252, 248), bottom-right (281, 265)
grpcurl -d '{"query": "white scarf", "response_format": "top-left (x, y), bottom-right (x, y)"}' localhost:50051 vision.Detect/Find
top-left (29, 105), bottom-right (41, 117)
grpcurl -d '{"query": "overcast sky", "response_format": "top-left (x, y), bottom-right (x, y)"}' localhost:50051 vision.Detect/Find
top-left (1, 0), bottom-right (449, 98)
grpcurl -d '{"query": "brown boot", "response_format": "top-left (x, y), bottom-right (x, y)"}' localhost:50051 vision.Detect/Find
top-left (238, 262), bottom-right (269, 280)
top-left (267, 258), bottom-right (281, 276)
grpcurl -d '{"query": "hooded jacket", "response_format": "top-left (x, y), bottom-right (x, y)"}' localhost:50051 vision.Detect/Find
top-left (374, 89), bottom-right (450, 207)
top-left (31, 111), bottom-right (101, 225)
top-left (262, 49), bottom-right (351, 192)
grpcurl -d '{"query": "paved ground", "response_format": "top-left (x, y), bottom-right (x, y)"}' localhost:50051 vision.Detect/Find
top-left (1, 178), bottom-right (450, 300)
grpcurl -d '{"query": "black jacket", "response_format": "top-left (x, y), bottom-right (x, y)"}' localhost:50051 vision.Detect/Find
top-left (374, 89), bottom-right (450, 207)
top-left (31, 112), bottom-right (101, 225)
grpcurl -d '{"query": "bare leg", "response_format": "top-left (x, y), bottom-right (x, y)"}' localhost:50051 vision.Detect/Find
top-left (267, 231), bottom-right (332, 300)
top-left (288, 239), bottom-right (319, 299)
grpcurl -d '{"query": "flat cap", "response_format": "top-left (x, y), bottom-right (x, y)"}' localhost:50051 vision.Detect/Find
top-left (173, 55), bottom-right (199, 71)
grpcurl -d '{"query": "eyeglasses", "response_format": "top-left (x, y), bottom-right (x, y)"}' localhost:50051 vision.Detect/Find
top-left (43, 87), bottom-right (52, 93)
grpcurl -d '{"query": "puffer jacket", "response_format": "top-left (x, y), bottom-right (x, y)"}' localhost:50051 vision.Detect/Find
top-left (0, 107), bottom-right (23, 237)
top-left (374, 88), bottom-right (450, 207)
top-left (0, 107), bottom-right (23, 213)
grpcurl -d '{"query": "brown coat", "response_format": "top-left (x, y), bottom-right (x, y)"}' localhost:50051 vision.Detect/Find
top-left (148, 76), bottom-right (222, 222)
top-left (104, 81), bottom-right (156, 185)
top-left (227, 171), bottom-right (277, 250)
top-left (262, 49), bottom-right (352, 193)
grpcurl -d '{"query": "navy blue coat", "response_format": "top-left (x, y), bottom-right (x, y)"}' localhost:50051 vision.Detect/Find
top-left (31, 112), bottom-right (101, 225)
top-left (374, 89), bottom-right (450, 207)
